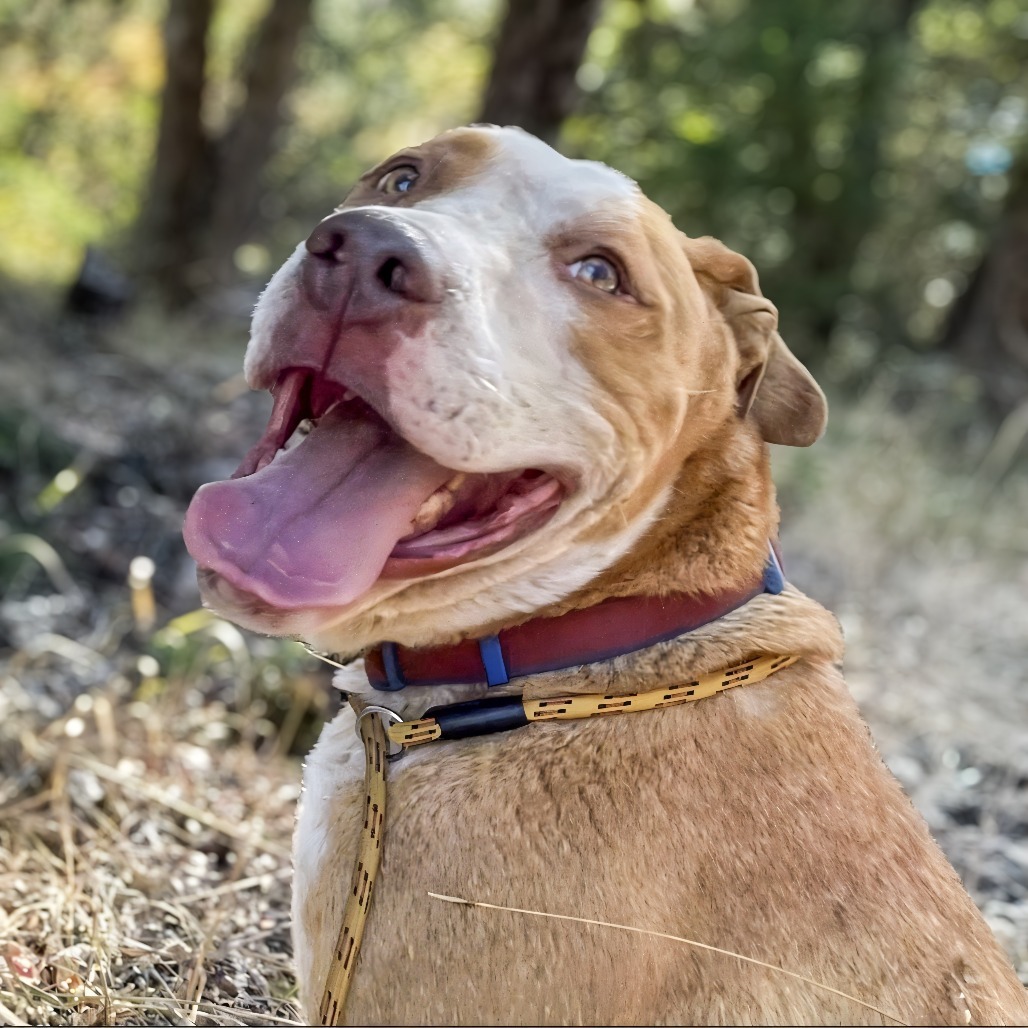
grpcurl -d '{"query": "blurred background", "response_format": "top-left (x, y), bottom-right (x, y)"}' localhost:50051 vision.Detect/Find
top-left (0, 1), bottom-right (1026, 1024)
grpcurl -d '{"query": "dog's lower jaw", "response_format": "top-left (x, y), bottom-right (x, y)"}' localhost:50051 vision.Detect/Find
top-left (297, 497), bottom-right (666, 655)
top-left (292, 417), bottom-right (776, 662)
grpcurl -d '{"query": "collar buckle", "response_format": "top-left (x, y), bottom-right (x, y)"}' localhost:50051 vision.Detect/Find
top-left (352, 703), bottom-right (406, 761)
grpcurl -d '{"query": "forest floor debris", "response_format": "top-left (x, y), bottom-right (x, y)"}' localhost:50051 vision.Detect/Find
top-left (1, 309), bottom-right (1026, 1023)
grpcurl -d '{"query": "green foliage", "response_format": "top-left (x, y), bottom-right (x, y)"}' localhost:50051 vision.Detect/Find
top-left (0, 0), bottom-right (165, 282)
top-left (0, 0), bottom-right (1024, 371)
top-left (0, 0), bottom-right (496, 286)
top-left (867, 0), bottom-right (1027, 349)
top-left (567, 0), bottom-right (1028, 370)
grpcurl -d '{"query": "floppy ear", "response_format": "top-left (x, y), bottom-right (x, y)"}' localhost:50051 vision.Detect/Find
top-left (682, 235), bottom-right (827, 447)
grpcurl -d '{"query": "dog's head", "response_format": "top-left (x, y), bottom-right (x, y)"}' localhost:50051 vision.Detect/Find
top-left (184, 126), bottom-right (825, 653)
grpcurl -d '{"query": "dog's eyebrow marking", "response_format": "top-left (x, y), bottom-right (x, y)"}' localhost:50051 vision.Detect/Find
top-left (422, 155), bottom-right (446, 180)
top-left (359, 149), bottom-right (423, 183)
top-left (427, 893), bottom-right (910, 1025)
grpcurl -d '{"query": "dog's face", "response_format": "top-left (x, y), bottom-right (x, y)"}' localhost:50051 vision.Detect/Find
top-left (184, 126), bottom-right (825, 653)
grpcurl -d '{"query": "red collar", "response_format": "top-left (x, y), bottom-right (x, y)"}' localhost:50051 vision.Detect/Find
top-left (363, 545), bottom-right (785, 691)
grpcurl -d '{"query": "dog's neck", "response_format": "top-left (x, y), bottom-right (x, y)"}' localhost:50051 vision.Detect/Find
top-left (541, 417), bottom-right (776, 617)
top-left (330, 418), bottom-right (787, 710)
top-left (332, 583), bottom-right (842, 718)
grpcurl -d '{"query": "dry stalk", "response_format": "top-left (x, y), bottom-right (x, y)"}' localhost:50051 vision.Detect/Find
top-left (63, 751), bottom-right (290, 860)
top-left (428, 891), bottom-right (910, 1026)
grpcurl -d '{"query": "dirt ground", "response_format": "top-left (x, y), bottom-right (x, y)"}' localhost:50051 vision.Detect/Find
top-left (1, 307), bottom-right (1026, 1025)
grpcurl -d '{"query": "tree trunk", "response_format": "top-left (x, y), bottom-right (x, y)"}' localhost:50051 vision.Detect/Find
top-left (786, 0), bottom-right (921, 352)
top-left (134, 0), bottom-right (215, 306)
top-left (133, 0), bottom-right (311, 308)
top-left (942, 154), bottom-right (1028, 415)
top-left (207, 0), bottom-right (313, 286)
top-left (479, 0), bottom-right (603, 147)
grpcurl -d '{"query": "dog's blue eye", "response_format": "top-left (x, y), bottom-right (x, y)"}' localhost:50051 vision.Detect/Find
top-left (568, 256), bottom-right (620, 293)
top-left (377, 165), bottom-right (419, 194)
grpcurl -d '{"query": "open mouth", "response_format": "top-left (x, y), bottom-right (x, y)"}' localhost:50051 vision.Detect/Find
top-left (183, 368), bottom-right (563, 610)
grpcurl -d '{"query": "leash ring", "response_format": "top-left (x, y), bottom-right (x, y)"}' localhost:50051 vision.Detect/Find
top-left (354, 704), bottom-right (406, 761)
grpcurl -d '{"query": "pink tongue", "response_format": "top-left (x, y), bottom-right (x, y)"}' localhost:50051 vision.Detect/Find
top-left (183, 407), bottom-right (452, 609)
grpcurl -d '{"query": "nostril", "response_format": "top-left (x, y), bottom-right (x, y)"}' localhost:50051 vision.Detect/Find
top-left (376, 257), bottom-right (406, 293)
top-left (305, 224), bottom-right (346, 260)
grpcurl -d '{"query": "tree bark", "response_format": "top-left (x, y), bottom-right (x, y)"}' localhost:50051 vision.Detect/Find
top-left (942, 153), bottom-right (1028, 414)
top-left (134, 0), bottom-right (215, 306)
top-left (786, 0), bottom-right (921, 351)
top-left (207, 0), bottom-right (313, 285)
top-left (133, 0), bottom-right (311, 308)
top-left (479, 0), bottom-right (603, 146)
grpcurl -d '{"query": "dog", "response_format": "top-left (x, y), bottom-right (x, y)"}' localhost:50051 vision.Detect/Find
top-left (183, 125), bottom-right (1028, 1025)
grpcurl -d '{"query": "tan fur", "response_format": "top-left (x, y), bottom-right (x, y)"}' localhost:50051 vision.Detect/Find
top-left (342, 127), bottom-right (500, 210)
top-left (200, 127), bottom-right (1028, 1024)
top-left (681, 235), bottom-right (828, 447)
top-left (294, 392), bottom-right (1028, 1025)
top-left (297, 587), bottom-right (1028, 1025)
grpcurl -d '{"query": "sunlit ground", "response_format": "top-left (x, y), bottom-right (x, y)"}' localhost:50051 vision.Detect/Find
top-left (1, 309), bottom-right (1026, 1024)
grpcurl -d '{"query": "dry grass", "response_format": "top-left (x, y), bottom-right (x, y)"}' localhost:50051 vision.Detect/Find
top-left (0, 657), bottom-right (310, 1026)
top-left (0, 310), bottom-right (326, 1025)
top-left (1, 316), bottom-right (1026, 1023)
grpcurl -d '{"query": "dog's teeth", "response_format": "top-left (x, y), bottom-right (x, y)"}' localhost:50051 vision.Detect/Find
top-left (408, 474), bottom-right (467, 535)
top-left (409, 493), bottom-right (451, 535)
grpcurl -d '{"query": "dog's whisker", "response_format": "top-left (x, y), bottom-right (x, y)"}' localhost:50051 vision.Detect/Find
top-left (475, 375), bottom-right (502, 395)
top-left (426, 892), bottom-right (911, 1027)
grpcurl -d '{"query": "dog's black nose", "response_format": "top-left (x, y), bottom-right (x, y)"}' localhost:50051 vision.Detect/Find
top-left (304, 209), bottom-right (443, 304)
